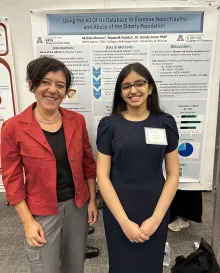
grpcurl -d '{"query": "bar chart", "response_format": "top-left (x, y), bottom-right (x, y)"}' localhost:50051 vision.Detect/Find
top-left (174, 114), bottom-right (204, 134)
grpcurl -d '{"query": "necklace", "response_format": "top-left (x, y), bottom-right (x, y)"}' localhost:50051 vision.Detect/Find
top-left (34, 108), bottom-right (61, 125)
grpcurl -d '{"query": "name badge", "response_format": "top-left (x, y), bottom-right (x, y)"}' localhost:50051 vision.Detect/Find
top-left (145, 127), bottom-right (167, 145)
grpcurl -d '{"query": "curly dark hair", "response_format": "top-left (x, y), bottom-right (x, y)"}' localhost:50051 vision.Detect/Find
top-left (26, 56), bottom-right (72, 93)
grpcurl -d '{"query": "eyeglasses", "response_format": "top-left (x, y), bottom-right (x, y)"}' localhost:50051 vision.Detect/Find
top-left (121, 80), bottom-right (148, 92)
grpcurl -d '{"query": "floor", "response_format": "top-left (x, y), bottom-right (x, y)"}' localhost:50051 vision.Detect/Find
top-left (0, 192), bottom-right (219, 273)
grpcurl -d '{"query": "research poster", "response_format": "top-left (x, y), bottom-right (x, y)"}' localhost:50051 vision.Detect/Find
top-left (31, 9), bottom-right (218, 184)
top-left (0, 18), bottom-right (17, 189)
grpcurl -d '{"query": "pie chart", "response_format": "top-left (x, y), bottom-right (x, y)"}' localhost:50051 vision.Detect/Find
top-left (178, 143), bottom-right (194, 157)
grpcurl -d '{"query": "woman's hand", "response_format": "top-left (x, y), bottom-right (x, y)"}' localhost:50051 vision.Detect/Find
top-left (121, 219), bottom-right (149, 243)
top-left (24, 218), bottom-right (47, 247)
top-left (88, 199), bottom-right (98, 225)
top-left (140, 216), bottom-right (161, 238)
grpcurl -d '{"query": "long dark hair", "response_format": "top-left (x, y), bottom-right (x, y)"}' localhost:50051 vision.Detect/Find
top-left (112, 63), bottom-right (163, 115)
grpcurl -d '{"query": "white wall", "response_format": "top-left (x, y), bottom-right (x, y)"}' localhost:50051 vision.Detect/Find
top-left (0, 0), bottom-right (220, 190)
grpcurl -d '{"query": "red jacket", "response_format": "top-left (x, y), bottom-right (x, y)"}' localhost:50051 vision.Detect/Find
top-left (1, 103), bottom-right (96, 215)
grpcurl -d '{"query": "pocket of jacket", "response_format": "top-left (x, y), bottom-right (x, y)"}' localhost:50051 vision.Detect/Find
top-left (20, 145), bottom-right (44, 158)
top-left (20, 145), bottom-right (45, 167)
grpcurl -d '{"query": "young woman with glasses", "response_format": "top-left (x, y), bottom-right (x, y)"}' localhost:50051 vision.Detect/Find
top-left (96, 63), bottom-right (179, 273)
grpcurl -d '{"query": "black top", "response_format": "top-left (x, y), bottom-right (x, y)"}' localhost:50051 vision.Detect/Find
top-left (43, 125), bottom-right (75, 203)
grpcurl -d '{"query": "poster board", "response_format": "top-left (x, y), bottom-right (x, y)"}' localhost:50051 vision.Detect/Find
top-left (31, 7), bottom-right (220, 190)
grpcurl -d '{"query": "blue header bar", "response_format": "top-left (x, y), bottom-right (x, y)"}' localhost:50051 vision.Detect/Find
top-left (47, 12), bottom-right (204, 35)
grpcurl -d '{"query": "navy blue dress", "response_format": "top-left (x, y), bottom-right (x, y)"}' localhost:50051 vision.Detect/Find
top-left (97, 113), bottom-right (179, 273)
